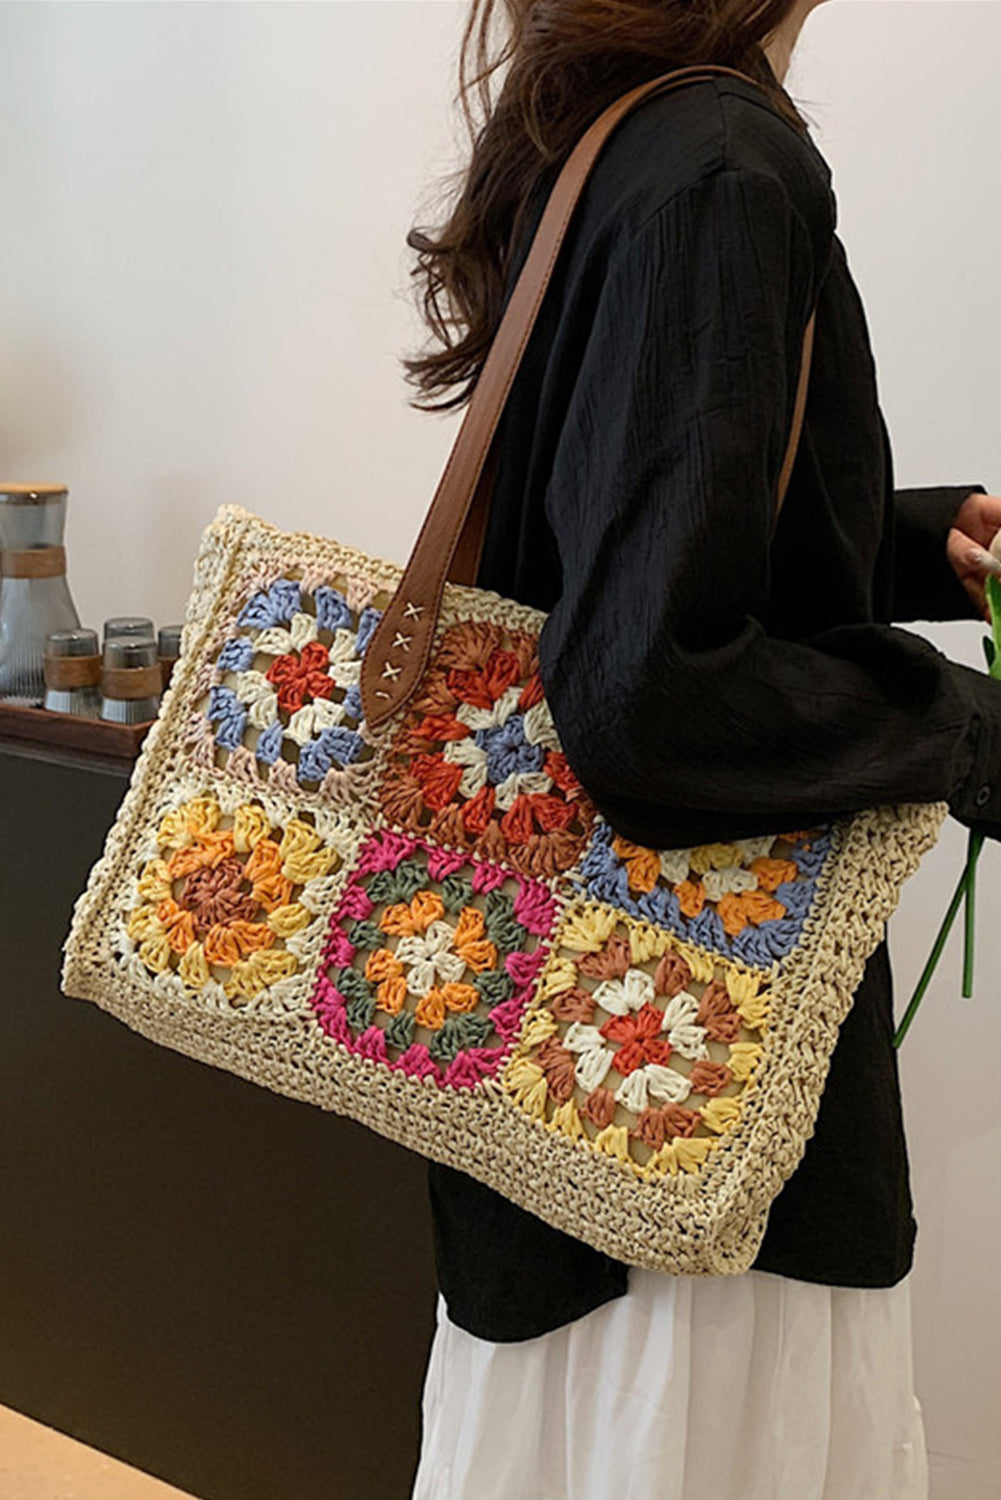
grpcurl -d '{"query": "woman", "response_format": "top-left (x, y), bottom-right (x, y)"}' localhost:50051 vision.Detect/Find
top-left (401, 2), bottom-right (1001, 1495)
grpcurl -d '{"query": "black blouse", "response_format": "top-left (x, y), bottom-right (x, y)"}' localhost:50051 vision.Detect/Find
top-left (427, 73), bottom-right (1001, 1343)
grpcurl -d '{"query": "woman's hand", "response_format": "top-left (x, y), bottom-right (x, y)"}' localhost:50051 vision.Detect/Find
top-left (946, 491), bottom-right (1001, 622)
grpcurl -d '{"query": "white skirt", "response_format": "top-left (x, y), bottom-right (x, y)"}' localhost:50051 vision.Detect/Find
top-left (412, 1267), bottom-right (928, 1500)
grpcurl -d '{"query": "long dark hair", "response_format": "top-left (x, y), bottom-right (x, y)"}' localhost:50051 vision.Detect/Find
top-left (401, 0), bottom-right (812, 413)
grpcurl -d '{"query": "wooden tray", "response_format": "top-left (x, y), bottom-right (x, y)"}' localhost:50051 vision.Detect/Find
top-left (0, 700), bottom-right (154, 758)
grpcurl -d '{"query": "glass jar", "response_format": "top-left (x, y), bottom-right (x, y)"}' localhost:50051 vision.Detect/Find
top-left (44, 628), bottom-right (103, 717)
top-left (157, 624), bottom-right (183, 691)
top-left (100, 637), bottom-right (162, 724)
top-left (0, 484), bottom-right (81, 703)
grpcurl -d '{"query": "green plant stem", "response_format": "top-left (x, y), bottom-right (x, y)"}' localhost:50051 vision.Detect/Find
top-left (896, 574), bottom-right (999, 1046)
top-left (963, 829), bottom-right (985, 998)
top-left (893, 861), bottom-right (971, 1048)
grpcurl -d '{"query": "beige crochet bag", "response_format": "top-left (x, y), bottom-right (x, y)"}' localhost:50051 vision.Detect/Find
top-left (61, 64), bottom-right (945, 1275)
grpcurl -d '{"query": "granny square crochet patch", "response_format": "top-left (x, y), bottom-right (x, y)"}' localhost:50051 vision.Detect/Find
top-left (503, 903), bottom-right (769, 1180)
top-left (576, 823), bottom-right (833, 966)
top-left (311, 827), bottom-right (562, 1088)
top-left (183, 567), bottom-right (390, 806)
top-left (118, 781), bottom-right (355, 1012)
top-left (377, 619), bottom-right (596, 877)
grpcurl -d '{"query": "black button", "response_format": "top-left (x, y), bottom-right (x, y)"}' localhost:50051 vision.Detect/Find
top-left (975, 784), bottom-right (992, 808)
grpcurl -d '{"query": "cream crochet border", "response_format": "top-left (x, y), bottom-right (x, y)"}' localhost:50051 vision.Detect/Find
top-left (62, 505), bottom-right (948, 1275)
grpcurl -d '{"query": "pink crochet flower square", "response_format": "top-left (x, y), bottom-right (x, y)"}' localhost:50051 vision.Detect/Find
top-left (310, 827), bottom-right (563, 1089)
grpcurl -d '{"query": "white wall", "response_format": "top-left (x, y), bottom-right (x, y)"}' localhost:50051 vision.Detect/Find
top-left (792, 9), bottom-right (1001, 1499)
top-left (2, 4), bottom-right (999, 1496)
top-left (0, 0), bottom-right (469, 625)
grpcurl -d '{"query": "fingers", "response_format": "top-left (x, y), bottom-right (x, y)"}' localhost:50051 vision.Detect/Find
top-left (946, 533), bottom-right (991, 620)
top-left (954, 492), bottom-right (1001, 546)
top-left (944, 526), bottom-right (1000, 621)
top-left (965, 545), bottom-right (1001, 579)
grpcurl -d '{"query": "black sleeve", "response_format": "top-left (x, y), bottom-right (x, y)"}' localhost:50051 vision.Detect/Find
top-left (535, 165), bottom-right (1001, 849)
top-left (892, 483), bottom-right (987, 623)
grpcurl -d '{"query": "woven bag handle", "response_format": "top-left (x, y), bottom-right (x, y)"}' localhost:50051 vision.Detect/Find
top-left (361, 63), bottom-right (816, 728)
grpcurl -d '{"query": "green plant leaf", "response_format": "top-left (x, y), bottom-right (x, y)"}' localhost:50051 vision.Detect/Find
top-left (986, 574), bottom-right (1001, 677)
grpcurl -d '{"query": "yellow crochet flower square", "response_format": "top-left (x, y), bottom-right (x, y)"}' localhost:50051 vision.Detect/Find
top-left (503, 902), bottom-right (770, 1180)
top-left (122, 789), bottom-right (350, 1008)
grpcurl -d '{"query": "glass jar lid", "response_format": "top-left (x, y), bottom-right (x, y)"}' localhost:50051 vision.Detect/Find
top-left (0, 484), bottom-right (69, 504)
top-left (157, 625), bottom-right (183, 655)
top-left (104, 637), bottom-right (158, 669)
top-left (46, 628), bottom-right (99, 657)
top-left (103, 616), bottom-right (155, 645)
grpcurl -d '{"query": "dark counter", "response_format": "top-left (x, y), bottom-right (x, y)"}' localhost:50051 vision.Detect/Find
top-left (0, 739), bottom-right (437, 1500)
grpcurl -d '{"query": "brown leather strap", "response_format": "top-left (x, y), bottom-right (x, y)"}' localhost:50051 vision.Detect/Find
top-left (449, 439), bottom-right (499, 587)
top-left (1, 545), bottom-right (67, 578)
top-left (361, 63), bottom-right (813, 727)
top-left (777, 311), bottom-right (815, 521)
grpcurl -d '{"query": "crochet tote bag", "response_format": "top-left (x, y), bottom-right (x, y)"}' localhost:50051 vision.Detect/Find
top-left (61, 64), bottom-right (946, 1275)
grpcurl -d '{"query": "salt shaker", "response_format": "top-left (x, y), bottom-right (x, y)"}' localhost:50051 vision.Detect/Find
top-left (100, 637), bottom-right (162, 724)
top-left (43, 628), bottom-right (102, 717)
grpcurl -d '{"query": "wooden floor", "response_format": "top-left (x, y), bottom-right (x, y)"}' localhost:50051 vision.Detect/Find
top-left (0, 1406), bottom-right (199, 1500)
